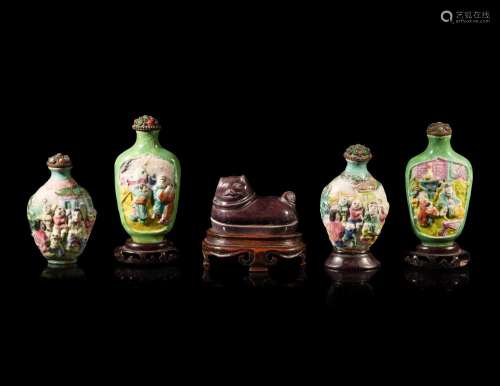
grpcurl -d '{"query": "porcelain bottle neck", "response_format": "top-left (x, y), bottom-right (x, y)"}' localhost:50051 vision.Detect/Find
top-left (49, 167), bottom-right (72, 180)
top-left (134, 130), bottom-right (161, 149)
top-left (344, 160), bottom-right (370, 178)
top-left (425, 135), bottom-right (453, 157)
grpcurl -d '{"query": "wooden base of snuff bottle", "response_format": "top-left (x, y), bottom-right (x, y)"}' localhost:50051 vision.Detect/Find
top-left (202, 228), bottom-right (306, 272)
top-left (114, 238), bottom-right (179, 266)
top-left (324, 250), bottom-right (380, 271)
top-left (405, 242), bottom-right (469, 269)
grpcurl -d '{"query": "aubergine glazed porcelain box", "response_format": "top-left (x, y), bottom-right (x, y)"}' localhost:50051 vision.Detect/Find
top-left (202, 175), bottom-right (306, 272)
top-left (405, 122), bottom-right (472, 269)
top-left (114, 115), bottom-right (181, 265)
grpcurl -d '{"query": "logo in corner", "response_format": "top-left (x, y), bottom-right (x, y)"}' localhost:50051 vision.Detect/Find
top-left (441, 10), bottom-right (453, 23)
top-left (440, 9), bottom-right (490, 24)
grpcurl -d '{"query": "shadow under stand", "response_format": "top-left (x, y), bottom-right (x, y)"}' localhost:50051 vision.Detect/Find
top-left (113, 264), bottom-right (182, 283)
top-left (113, 116), bottom-right (181, 265)
top-left (325, 268), bottom-right (379, 309)
top-left (404, 266), bottom-right (470, 292)
top-left (203, 263), bottom-right (306, 288)
top-left (202, 175), bottom-right (306, 272)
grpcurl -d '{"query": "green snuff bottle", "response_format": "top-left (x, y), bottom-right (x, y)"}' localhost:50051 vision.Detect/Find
top-left (114, 115), bottom-right (181, 245)
top-left (405, 122), bottom-right (472, 268)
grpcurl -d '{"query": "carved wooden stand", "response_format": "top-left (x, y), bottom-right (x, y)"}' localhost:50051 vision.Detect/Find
top-left (324, 250), bottom-right (380, 271)
top-left (202, 229), bottom-right (306, 272)
top-left (405, 242), bottom-right (470, 269)
top-left (114, 239), bottom-right (179, 265)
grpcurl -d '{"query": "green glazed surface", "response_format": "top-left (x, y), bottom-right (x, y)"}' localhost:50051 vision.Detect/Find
top-left (114, 130), bottom-right (181, 243)
top-left (405, 135), bottom-right (472, 247)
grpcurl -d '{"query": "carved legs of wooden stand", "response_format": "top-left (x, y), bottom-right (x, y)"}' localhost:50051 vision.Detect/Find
top-left (405, 242), bottom-right (470, 269)
top-left (114, 239), bottom-right (179, 265)
top-left (202, 229), bottom-right (306, 272)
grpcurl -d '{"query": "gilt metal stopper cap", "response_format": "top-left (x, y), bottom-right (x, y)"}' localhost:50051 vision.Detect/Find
top-left (132, 115), bottom-right (162, 131)
top-left (344, 144), bottom-right (372, 162)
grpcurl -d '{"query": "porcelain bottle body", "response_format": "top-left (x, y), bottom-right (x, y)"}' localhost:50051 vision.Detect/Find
top-left (27, 154), bottom-right (96, 264)
top-left (321, 146), bottom-right (389, 254)
top-left (405, 132), bottom-right (472, 247)
top-left (114, 119), bottom-right (180, 244)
